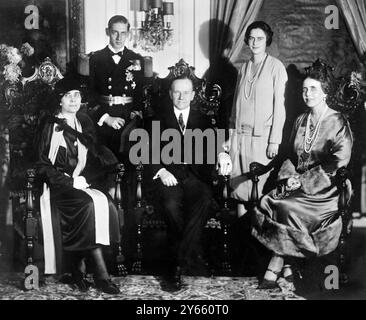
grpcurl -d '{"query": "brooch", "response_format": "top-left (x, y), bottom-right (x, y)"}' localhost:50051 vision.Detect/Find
top-left (125, 60), bottom-right (140, 90)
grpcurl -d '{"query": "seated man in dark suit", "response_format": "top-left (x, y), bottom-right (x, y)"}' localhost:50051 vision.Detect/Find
top-left (150, 76), bottom-right (232, 289)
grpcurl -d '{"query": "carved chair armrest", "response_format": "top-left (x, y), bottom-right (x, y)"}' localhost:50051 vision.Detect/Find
top-left (335, 167), bottom-right (353, 233)
top-left (248, 158), bottom-right (279, 206)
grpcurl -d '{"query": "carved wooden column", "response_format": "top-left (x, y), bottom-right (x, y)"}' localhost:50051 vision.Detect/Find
top-left (114, 163), bottom-right (127, 276)
top-left (249, 163), bottom-right (260, 208)
top-left (337, 167), bottom-right (351, 285)
top-left (132, 163), bottom-right (145, 274)
top-left (23, 169), bottom-right (40, 290)
top-left (68, 0), bottom-right (85, 63)
top-left (221, 175), bottom-right (232, 276)
top-left (25, 169), bottom-right (37, 266)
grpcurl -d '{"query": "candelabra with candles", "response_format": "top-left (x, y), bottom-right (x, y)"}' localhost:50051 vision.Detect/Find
top-left (134, 0), bottom-right (174, 52)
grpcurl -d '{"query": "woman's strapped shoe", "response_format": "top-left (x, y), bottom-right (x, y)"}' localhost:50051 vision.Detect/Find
top-left (257, 269), bottom-right (281, 290)
top-left (258, 279), bottom-right (279, 290)
top-left (94, 279), bottom-right (120, 294)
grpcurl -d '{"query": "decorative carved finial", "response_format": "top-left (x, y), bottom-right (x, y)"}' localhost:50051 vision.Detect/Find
top-left (21, 57), bottom-right (63, 87)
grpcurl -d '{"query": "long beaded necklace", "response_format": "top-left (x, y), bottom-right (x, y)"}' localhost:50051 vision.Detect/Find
top-left (303, 106), bottom-right (328, 154)
top-left (244, 54), bottom-right (268, 100)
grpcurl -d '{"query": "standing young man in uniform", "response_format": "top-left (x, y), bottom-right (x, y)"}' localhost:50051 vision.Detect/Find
top-left (89, 15), bottom-right (144, 162)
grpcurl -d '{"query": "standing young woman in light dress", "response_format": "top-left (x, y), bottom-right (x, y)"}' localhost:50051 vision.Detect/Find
top-left (227, 21), bottom-right (288, 217)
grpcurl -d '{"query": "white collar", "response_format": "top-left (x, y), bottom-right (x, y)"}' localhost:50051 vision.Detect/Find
top-left (173, 106), bottom-right (190, 119)
top-left (108, 44), bottom-right (125, 54)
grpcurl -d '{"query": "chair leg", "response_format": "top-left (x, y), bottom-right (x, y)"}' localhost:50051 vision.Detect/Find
top-left (221, 222), bottom-right (232, 276)
top-left (23, 169), bottom-right (40, 290)
top-left (337, 167), bottom-right (352, 286)
top-left (114, 164), bottom-right (128, 276)
top-left (131, 223), bottom-right (144, 274)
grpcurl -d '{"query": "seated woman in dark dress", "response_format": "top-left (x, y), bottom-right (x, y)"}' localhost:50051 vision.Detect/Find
top-left (251, 60), bottom-right (353, 289)
top-left (36, 78), bottom-right (121, 294)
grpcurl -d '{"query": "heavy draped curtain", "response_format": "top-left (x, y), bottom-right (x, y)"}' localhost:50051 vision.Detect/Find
top-left (337, 0), bottom-right (366, 63)
top-left (209, 0), bottom-right (264, 66)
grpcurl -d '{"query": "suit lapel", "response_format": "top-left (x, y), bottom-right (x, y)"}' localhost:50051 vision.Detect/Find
top-left (118, 48), bottom-right (134, 70)
top-left (101, 47), bottom-right (119, 74)
top-left (165, 106), bottom-right (181, 133)
top-left (163, 105), bottom-right (202, 135)
top-left (186, 108), bottom-right (200, 131)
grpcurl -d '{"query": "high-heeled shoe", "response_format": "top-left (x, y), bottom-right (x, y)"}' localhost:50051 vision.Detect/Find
top-left (95, 278), bottom-right (120, 295)
top-left (258, 269), bottom-right (281, 290)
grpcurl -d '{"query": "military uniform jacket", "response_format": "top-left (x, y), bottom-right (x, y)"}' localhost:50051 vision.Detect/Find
top-left (89, 46), bottom-right (144, 122)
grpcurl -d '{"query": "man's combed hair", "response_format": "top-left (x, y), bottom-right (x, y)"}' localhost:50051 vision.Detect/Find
top-left (170, 75), bottom-right (195, 91)
top-left (108, 15), bottom-right (130, 31)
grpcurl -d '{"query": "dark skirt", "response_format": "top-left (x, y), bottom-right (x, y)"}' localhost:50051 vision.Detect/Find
top-left (51, 186), bottom-right (120, 252)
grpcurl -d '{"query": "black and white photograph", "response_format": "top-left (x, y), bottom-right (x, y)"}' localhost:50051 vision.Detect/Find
top-left (0, 0), bottom-right (366, 305)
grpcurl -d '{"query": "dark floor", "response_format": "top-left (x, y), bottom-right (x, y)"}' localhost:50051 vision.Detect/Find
top-left (296, 218), bottom-right (366, 300)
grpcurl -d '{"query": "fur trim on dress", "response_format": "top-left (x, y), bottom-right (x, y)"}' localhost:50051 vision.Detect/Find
top-left (277, 159), bottom-right (332, 195)
top-left (251, 207), bottom-right (342, 258)
top-left (299, 165), bottom-right (332, 195)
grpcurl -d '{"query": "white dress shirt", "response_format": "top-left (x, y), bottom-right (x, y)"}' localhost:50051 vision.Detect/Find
top-left (173, 106), bottom-right (190, 135)
top-left (108, 44), bottom-right (124, 64)
top-left (153, 106), bottom-right (190, 180)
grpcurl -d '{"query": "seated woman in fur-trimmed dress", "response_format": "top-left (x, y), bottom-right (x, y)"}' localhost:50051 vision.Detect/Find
top-left (252, 60), bottom-right (353, 289)
top-left (36, 78), bottom-right (121, 294)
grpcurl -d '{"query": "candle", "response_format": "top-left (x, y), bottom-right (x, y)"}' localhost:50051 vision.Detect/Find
top-left (163, 2), bottom-right (174, 15)
top-left (144, 56), bottom-right (153, 78)
top-left (164, 15), bottom-right (172, 29)
top-left (150, 0), bottom-right (163, 9)
top-left (140, 0), bottom-right (149, 11)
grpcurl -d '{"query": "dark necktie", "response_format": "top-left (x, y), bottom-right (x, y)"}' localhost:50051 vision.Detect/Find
top-left (178, 113), bottom-right (185, 133)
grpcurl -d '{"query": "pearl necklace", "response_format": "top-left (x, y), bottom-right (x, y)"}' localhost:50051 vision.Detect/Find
top-left (304, 106), bottom-right (328, 153)
top-left (244, 54), bottom-right (267, 99)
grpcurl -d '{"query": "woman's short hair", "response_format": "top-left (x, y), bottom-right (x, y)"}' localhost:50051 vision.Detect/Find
top-left (108, 15), bottom-right (130, 31)
top-left (244, 21), bottom-right (274, 46)
top-left (304, 59), bottom-right (334, 95)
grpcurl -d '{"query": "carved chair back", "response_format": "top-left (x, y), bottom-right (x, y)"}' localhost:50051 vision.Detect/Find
top-left (1, 57), bottom-right (63, 274)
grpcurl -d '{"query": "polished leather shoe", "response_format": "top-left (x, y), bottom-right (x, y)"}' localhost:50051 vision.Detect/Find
top-left (72, 272), bottom-right (92, 292)
top-left (95, 279), bottom-right (120, 294)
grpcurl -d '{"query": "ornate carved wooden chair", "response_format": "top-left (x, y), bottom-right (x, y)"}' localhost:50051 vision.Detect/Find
top-left (3, 57), bottom-right (63, 274)
top-left (248, 69), bottom-right (364, 286)
top-left (3, 57), bottom-right (128, 289)
top-left (126, 59), bottom-right (235, 276)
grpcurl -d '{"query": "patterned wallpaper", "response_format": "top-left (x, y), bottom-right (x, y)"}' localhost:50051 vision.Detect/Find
top-left (250, 0), bottom-right (363, 77)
